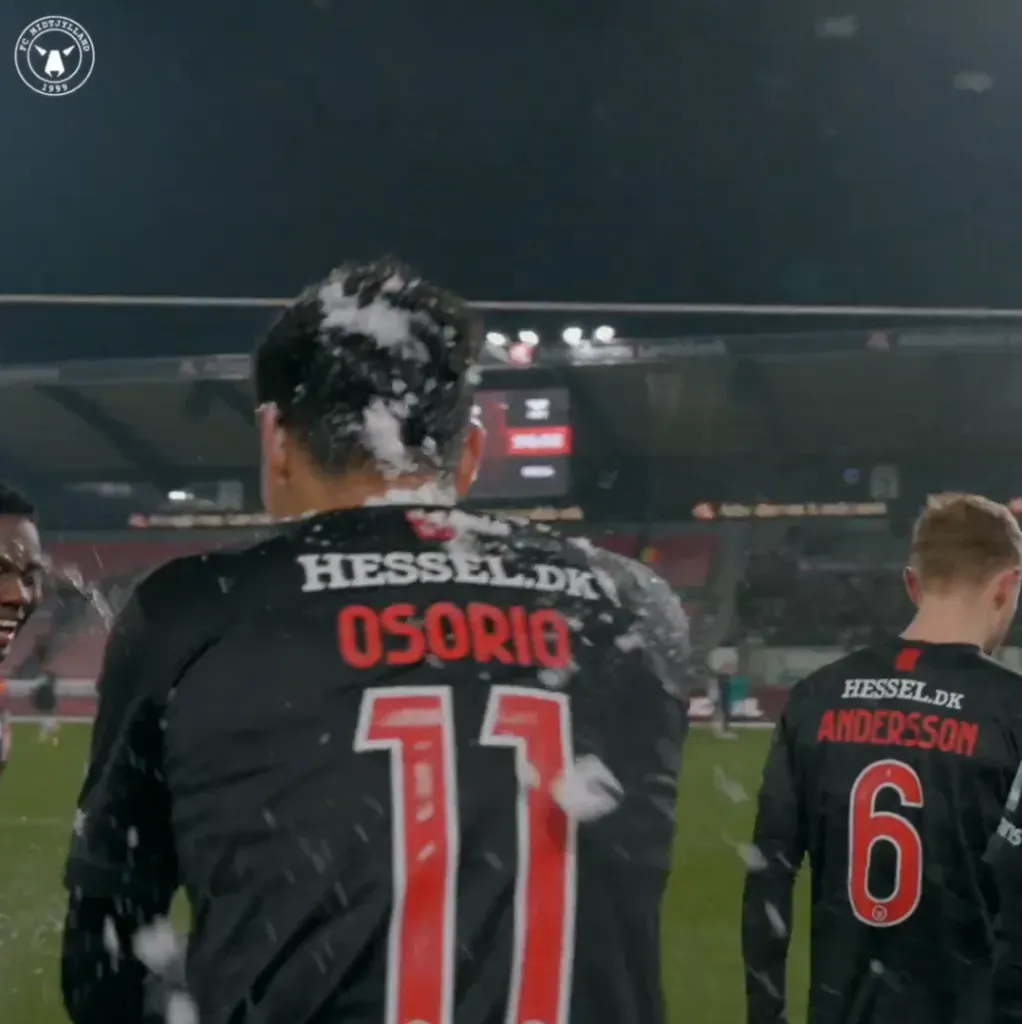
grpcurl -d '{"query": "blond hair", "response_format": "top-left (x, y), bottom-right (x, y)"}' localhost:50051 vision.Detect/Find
top-left (910, 493), bottom-right (1022, 589)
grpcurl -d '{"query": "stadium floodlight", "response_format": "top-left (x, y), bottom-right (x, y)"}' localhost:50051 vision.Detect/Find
top-left (518, 329), bottom-right (540, 347)
top-left (594, 325), bottom-right (616, 343)
top-left (562, 326), bottom-right (584, 346)
top-left (168, 490), bottom-right (191, 502)
top-left (485, 331), bottom-right (508, 347)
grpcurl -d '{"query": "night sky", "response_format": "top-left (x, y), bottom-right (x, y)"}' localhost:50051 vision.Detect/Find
top-left (2, 0), bottom-right (1021, 359)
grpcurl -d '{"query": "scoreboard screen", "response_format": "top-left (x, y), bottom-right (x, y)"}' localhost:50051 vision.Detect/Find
top-left (469, 388), bottom-right (571, 500)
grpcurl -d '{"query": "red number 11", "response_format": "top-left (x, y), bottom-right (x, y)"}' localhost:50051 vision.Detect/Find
top-left (355, 685), bottom-right (577, 1024)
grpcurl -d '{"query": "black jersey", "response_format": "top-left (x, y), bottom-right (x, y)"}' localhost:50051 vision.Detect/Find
top-left (743, 638), bottom-right (1022, 1024)
top-left (61, 506), bottom-right (689, 1024)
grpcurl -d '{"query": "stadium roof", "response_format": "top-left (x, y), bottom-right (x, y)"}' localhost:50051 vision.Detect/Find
top-left (4, 336), bottom-right (1022, 498)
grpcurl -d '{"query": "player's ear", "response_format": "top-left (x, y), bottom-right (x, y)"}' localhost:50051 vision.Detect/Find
top-left (994, 565), bottom-right (1022, 609)
top-left (258, 404), bottom-right (291, 497)
top-left (903, 566), bottom-right (921, 607)
top-left (453, 420), bottom-right (485, 498)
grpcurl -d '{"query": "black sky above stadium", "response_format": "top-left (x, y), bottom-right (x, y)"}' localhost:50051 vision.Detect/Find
top-left (2, 0), bottom-right (1020, 359)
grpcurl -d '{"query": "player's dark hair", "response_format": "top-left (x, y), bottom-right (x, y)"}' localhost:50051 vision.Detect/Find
top-left (253, 258), bottom-right (483, 477)
top-left (0, 484), bottom-right (35, 518)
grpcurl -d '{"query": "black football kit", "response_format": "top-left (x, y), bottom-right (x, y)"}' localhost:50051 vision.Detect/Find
top-left (743, 638), bottom-right (1022, 1024)
top-left (982, 694), bottom-right (1022, 1023)
top-left (61, 506), bottom-right (689, 1024)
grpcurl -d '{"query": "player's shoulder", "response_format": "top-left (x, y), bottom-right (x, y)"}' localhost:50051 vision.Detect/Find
top-left (970, 650), bottom-right (1022, 686)
top-left (783, 647), bottom-right (877, 711)
top-left (963, 651), bottom-right (1022, 714)
top-left (131, 530), bottom-right (294, 616)
top-left (559, 533), bottom-right (690, 660)
top-left (553, 530), bottom-right (680, 606)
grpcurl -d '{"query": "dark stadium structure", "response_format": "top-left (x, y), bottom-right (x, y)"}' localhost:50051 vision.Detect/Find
top-left (4, 326), bottom-right (1022, 529)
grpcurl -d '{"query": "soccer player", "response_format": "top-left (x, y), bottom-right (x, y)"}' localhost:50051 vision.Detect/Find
top-left (709, 646), bottom-right (738, 739)
top-left (32, 671), bottom-right (59, 743)
top-left (60, 258), bottom-right (691, 1024)
top-left (0, 484), bottom-right (44, 773)
top-left (743, 493), bottom-right (1022, 1024)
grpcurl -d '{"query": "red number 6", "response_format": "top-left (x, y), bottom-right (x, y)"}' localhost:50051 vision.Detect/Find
top-left (847, 759), bottom-right (924, 927)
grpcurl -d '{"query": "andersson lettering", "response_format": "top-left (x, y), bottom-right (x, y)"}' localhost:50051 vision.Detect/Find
top-left (816, 708), bottom-right (978, 757)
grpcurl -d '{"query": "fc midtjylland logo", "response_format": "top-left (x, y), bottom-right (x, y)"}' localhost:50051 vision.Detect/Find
top-left (14, 16), bottom-right (95, 96)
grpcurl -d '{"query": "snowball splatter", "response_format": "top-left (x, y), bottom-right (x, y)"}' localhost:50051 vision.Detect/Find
top-left (364, 483), bottom-right (456, 507)
top-left (133, 919), bottom-right (197, 1023)
top-left (552, 755), bottom-right (624, 822)
top-left (132, 918), bottom-right (184, 975)
top-left (592, 567), bottom-right (620, 606)
top-left (538, 664), bottom-right (575, 689)
top-left (447, 510), bottom-right (512, 538)
top-left (166, 991), bottom-right (200, 1024)
top-left (361, 397), bottom-right (417, 477)
top-left (518, 759), bottom-right (541, 789)
top-left (614, 630), bottom-right (644, 653)
top-left (318, 273), bottom-right (429, 360)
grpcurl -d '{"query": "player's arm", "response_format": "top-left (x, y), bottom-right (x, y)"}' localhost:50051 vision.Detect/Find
top-left (60, 589), bottom-right (179, 1024)
top-left (742, 687), bottom-right (808, 1024)
top-left (987, 757), bottom-right (1022, 1022)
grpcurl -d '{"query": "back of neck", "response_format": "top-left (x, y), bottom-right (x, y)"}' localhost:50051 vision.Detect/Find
top-left (900, 602), bottom-right (986, 649)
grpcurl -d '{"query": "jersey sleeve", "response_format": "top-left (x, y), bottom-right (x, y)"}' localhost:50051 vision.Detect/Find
top-left (742, 685), bottom-right (808, 1024)
top-left (64, 590), bottom-right (178, 900)
top-left (987, 757), bottom-right (1022, 1022)
top-left (61, 555), bottom-right (224, 1024)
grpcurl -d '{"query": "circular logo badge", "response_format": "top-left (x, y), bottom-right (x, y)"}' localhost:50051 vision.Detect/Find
top-left (14, 16), bottom-right (95, 96)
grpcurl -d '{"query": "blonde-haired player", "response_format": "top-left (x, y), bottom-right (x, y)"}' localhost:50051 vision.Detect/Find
top-left (744, 493), bottom-right (1022, 1024)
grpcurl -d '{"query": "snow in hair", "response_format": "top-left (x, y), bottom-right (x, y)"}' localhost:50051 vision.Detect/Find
top-left (317, 270), bottom-right (430, 362)
top-left (314, 269), bottom-right (454, 478)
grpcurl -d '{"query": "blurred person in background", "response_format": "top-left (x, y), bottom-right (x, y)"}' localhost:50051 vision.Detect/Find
top-left (708, 646), bottom-right (738, 739)
top-left (743, 493), bottom-right (1022, 1024)
top-left (60, 259), bottom-right (690, 1024)
top-left (18, 565), bottom-right (112, 744)
top-left (31, 671), bottom-right (59, 744)
top-left (0, 484), bottom-right (44, 775)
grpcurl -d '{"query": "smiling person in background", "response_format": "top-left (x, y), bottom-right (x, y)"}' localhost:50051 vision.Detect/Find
top-left (0, 484), bottom-right (44, 774)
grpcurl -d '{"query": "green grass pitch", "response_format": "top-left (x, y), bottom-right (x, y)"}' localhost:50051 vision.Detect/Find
top-left (0, 723), bottom-right (811, 1022)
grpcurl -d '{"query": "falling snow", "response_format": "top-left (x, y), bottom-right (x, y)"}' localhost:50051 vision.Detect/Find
top-left (102, 916), bottom-right (120, 964)
top-left (764, 902), bottom-right (787, 937)
top-left (712, 765), bottom-right (750, 804)
top-left (736, 842), bottom-right (769, 872)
